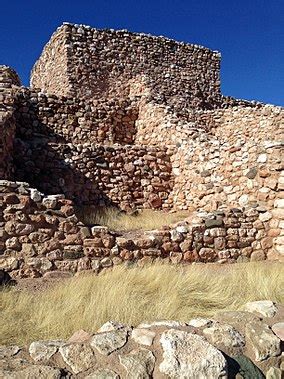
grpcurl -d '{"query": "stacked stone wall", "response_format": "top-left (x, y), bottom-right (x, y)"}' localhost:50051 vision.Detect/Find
top-left (14, 88), bottom-right (139, 145)
top-left (1, 180), bottom-right (274, 279)
top-left (31, 23), bottom-right (221, 112)
top-left (13, 142), bottom-right (173, 209)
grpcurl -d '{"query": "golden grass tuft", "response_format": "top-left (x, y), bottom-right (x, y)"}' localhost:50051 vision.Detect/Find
top-left (76, 206), bottom-right (190, 231)
top-left (1, 262), bottom-right (283, 345)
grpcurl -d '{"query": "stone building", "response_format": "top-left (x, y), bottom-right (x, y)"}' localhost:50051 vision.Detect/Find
top-left (0, 23), bottom-right (283, 278)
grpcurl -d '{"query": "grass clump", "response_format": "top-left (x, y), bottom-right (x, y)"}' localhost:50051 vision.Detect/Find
top-left (76, 206), bottom-right (190, 231)
top-left (1, 262), bottom-right (283, 345)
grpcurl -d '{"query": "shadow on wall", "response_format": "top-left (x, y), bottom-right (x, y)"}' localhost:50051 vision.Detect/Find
top-left (12, 99), bottom-right (116, 208)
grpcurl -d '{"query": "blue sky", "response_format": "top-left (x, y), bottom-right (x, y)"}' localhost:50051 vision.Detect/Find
top-left (0, 0), bottom-right (283, 106)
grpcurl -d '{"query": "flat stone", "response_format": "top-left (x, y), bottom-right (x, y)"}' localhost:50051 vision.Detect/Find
top-left (90, 330), bottom-right (128, 355)
top-left (119, 348), bottom-right (155, 379)
top-left (85, 368), bottom-right (120, 379)
top-left (271, 322), bottom-right (284, 341)
top-left (159, 329), bottom-right (227, 378)
top-left (243, 301), bottom-right (278, 318)
top-left (245, 321), bottom-right (281, 361)
top-left (131, 328), bottom-right (156, 346)
top-left (59, 343), bottom-right (96, 374)
top-left (97, 321), bottom-right (130, 333)
top-left (29, 340), bottom-right (64, 362)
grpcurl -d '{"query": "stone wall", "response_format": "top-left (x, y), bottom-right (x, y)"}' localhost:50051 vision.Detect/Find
top-left (1, 302), bottom-right (283, 378)
top-left (1, 180), bottom-right (276, 279)
top-left (31, 23), bottom-right (222, 112)
top-left (15, 87), bottom-right (139, 145)
top-left (0, 66), bottom-right (20, 179)
top-left (13, 142), bottom-right (173, 209)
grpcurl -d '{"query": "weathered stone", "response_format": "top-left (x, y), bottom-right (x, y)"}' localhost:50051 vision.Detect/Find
top-left (29, 340), bottom-right (64, 362)
top-left (245, 321), bottom-right (281, 361)
top-left (159, 329), bottom-right (227, 378)
top-left (131, 328), bottom-right (156, 346)
top-left (119, 348), bottom-right (155, 379)
top-left (59, 343), bottom-right (96, 373)
top-left (243, 301), bottom-right (278, 318)
top-left (90, 330), bottom-right (128, 355)
top-left (203, 322), bottom-right (246, 355)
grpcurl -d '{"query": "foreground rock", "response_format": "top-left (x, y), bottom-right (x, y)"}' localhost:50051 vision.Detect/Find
top-left (0, 301), bottom-right (283, 378)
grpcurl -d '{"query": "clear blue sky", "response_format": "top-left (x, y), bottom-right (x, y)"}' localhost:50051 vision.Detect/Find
top-left (0, 0), bottom-right (283, 106)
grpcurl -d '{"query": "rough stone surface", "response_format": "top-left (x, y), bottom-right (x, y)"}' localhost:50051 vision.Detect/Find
top-left (159, 329), bottom-right (228, 378)
top-left (245, 321), bottom-right (281, 361)
top-left (244, 301), bottom-right (278, 318)
top-left (90, 330), bottom-right (128, 355)
top-left (59, 343), bottom-right (96, 373)
top-left (119, 348), bottom-right (155, 378)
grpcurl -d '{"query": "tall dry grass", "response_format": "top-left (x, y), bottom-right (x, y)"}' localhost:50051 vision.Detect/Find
top-left (1, 262), bottom-right (283, 345)
top-left (76, 206), bottom-right (190, 231)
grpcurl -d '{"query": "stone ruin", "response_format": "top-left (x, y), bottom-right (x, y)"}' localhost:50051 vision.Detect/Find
top-left (0, 22), bottom-right (283, 279)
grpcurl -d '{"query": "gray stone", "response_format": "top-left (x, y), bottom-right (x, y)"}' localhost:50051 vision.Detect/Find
top-left (137, 320), bottom-right (186, 328)
top-left (243, 301), bottom-right (278, 318)
top-left (159, 329), bottom-right (227, 378)
top-left (119, 348), bottom-right (155, 379)
top-left (90, 330), bottom-right (128, 355)
top-left (29, 340), bottom-right (64, 362)
top-left (59, 343), bottom-right (96, 373)
top-left (203, 322), bottom-right (246, 355)
top-left (245, 321), bottom-right (281, 361)
top-left (0, 345), bottom-right (20, 359)
top-left (1, 364), bottom-right (62, 379)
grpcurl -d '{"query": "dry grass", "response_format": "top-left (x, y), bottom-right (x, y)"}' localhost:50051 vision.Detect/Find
top-left (76, 206), bottom-right (190, 231)
top-left (1, 262), bottom-right (283, 345)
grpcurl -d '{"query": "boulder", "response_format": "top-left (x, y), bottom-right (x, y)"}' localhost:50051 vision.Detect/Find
top-left (243, 301), bottom-right (278, 318)
top-left (90, 330), bottom-right (128, 355)
top-left (159, 329), bottom-right (227, 378)
top-left (59, 343), bottom-right (96, 374)
top-left (119, 348), bottom-right (155, 379)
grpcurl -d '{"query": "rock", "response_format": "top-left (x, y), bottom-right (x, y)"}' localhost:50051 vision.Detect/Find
top-left (243, 301), bottom-right (278, 318)
top-left (97, 321), bottom-right (131, 334)
top-left (119, 348), bottom-right (155, 379)
top-left (85, 369), bottom-right (120, 379)
top-left (131, 328), bottom-right (156, 346)
top-left (203, 322), bottom-right (246, 355)
top-left (187, 318), bottom-right (213, 328)
top-left (59, 343), bottom-right (96, 373)
top-left (1, 364), bottom-right (63, 378)
top-left (30, 188), bottom-right (42, 202)
top-left (229, 355), bottom-right (265, 379)
top-left (137, 320), bottom-right (186, 328)
top-left (214, 311), bottom-right (260, 333)
top-left (159, 329), bottom-right (227, 378)
top-left (0, 345), bottom-right (20, 359)
top-left (271, 322), bottom-right (284, 341)
top-left (245, 321), bottom-right (281, 361)
top-left (68, 329), bottom-right (92, 343)
top-left (29, 340), bottom-right (64, 362)
top-left (90, 330), bottom-right (128, 355)
top-left (266, 367), bottom-right (282, 379)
